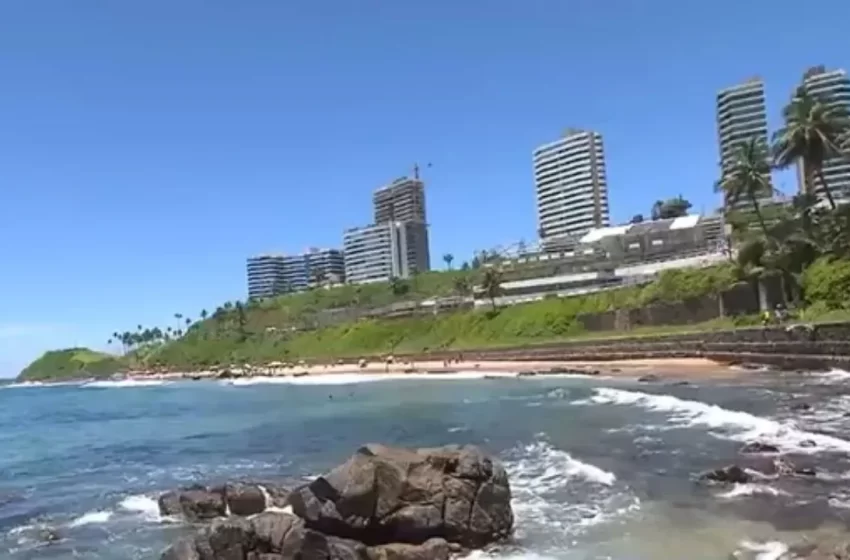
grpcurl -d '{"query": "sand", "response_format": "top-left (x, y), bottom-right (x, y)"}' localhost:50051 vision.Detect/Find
top-left (142, 357), bottom-right (742, 382)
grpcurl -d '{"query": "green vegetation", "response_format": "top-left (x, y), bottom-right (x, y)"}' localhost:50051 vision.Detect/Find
top-left (18, 75), bottom-right (850, 380)
top-left (19, 348), bottom-right (123, 381)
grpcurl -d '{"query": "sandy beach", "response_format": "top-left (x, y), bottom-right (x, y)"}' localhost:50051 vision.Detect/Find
top-left (143, 356), bottom-right (743, 382)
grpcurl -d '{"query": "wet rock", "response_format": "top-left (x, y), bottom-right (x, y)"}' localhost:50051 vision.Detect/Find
top-left (739, 442), bottom-right (780, 454)
top-left (158, 482), bottom-right (289, 521)
top-left (287, 444), bottom-right (513, 548)
top-left (366, 538), bottom-right (450, 560)
top-left (38, 527), bottom-right (61, 544)
top-left (637, 374), bottom-right (660, 383)
top-left (158, 485), bottom-right (227, 521)
top-left (794, 466), bottom-right (817, 477)
top-left (800, 439), bottom-right (817, 448)
top-left (517, 370), bottom-right (537, 377)
top-left (699, 465), bottom-right (751, 484)
top-left (790, 402), bottom-right (812, 412)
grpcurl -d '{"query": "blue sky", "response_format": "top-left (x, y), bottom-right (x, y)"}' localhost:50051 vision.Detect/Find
top-left (1, 0), bottom-right (848, 376)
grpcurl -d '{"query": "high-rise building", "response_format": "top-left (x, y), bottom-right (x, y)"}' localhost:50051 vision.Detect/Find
top-left (370, 175), bottom-right (431, 271)
top-left (343, 221), bottom-right (429, 284)
top-left (246, 248), bottom-right (345, 298)
top-left (533, 129), bottom-right (610, 247)
top-left (716, 77), bottom-right (772, 206)
top-left (800, 66), bottom-right (850, 203)
top-left (373, 177), bottom-right (427, 223)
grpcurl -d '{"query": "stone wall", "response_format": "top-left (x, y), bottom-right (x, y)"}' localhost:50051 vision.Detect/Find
top-left (396, 322), bottom-right (850, 371)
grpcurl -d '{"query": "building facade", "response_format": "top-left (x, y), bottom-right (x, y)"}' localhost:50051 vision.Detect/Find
top-left (800, 66), bottom-right (850, 203)
top-left (246, 248), bottom-right (345, 299)
top-left (716, 78), bottom-right (773, 207)
top-left (343, 221), bottom-right (429, 284)
top-left (373, 177), bottom-right (427, 223)
top-left (533, 129), bottom-right (610, 248)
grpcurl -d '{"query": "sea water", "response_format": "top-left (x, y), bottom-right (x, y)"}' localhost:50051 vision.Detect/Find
top-left (3, 370), bottom-right (850, 559)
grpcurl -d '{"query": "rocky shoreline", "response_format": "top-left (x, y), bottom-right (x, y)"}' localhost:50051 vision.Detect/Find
top-left (159, 444), bottom-right (513, 560)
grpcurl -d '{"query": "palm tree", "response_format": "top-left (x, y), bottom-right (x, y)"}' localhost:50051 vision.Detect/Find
top-left (773, 86), bottom-right (850, 209)
top-left (200, 309), bottom-right (208, 321)
top-left (715, 137), bottom-right (774, 237)
top-left (480, 267), bottom-right (503, 311)
top-left (443, 253), bottom-right (454, 270)
top-left (174, 313), bottom-right (183, 333)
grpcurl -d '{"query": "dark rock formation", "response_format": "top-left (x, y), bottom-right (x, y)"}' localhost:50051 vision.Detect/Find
top-left (739, 442), bottom-right (780, 454)
top-left (158, 482), bottom-right (290, 521)
top-left (287, 444), bottom-right (513, 549)
top-left (698, 465), bottom-right (751, 484)
top-left (160, 445), bottom-right (513, 560)
top-left (637, 374), bottom-right (660, 383)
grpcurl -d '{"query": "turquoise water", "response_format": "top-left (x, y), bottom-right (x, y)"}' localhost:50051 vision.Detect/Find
top-left (3, 372), bottom-right (850, 559)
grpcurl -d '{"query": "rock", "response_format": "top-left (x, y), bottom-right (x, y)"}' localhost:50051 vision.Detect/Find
top-left (739, 442), bottom-right (780, 454)
top-left (790, 402), bottom-right (812, 412)
top-left (158, 482), bottom-right (289, 521)
top-left (637, 374), bottom-right (660, 383)
top-left (698, 465), bottom-right (751, 484)
top-left (516, 370), bottom-right (537, 377)
top-left (158, 485), bottom-right (227, 521)
top-left (367, 538), bottom-right (450, 560)
top-left (287, 444), bottom-right (513, 548)
top-left (224, 483), bottom-right (269, 516)
top-left (795, 466), bottom-right (817, 477)
top-left (800, 439), bottom-right (817, 448)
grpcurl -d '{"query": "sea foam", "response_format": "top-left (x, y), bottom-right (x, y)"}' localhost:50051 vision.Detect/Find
top-left (579, 387), bottom-right (850, 454)
top-left (82, 379), bottom-right (168, 388)
top-left (224, 371), bottom-right (512, 386)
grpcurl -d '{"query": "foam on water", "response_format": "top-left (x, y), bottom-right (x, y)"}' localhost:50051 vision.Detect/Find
top-left (738, 540), bottom-right (789, 560)
top-left (580, 387), bottom-right (850, 454)
top-left (118, 495), bottom-right (161, 522)
top-left (82, 379), bottom-right (168, 388)
top-left (812, 368), bottom-right (850, 383)
top-left (717, 484), bottom-right (789, 499)
top-left (69, 510), bottom-right (112, 527)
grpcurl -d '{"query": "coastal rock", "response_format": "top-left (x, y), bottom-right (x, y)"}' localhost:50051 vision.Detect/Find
top-left (161, 512), bottom-right (374, 560)
top-left (698, 465), bottom-right (751, 484)
top-left (366, 538), bottom-right (450, 560)
top-left (287, 444), bottom-right (513, 548)
top-left (790, 402), bottom-right (812, 412)
top-left (637, 374), bottom-right (660, 383)
top-left (739, 442), bottom-right (780, 454)
top-left (158, 485), bottom-right (227, 521)
top-left (158, 482), bottom-right (289, 521)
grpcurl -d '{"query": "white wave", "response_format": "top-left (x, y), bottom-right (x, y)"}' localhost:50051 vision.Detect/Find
top-left (83, 379), bottom-right (167, 388)
top-left (581, 387), bottom-right (850, 454)
top-left (511, 441), bottom-right (616, 488)
top-left (69, 510), bottom-right (112, 527)
top-left (739, 540), bottom-right (789, 560)
top-left (225, 371), bottom-right (510, 386)
top-left (118, 494), bottom-right (161, 521)
top-left (813, 368), bottom-right (850, 383)
top-left (717, 484), bottom-right (789, 499)
top-left (448, 426), bottom-right (468, 433)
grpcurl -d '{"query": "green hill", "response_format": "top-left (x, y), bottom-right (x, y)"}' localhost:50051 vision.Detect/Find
top-left (18, 348), bottom-right (124, 381)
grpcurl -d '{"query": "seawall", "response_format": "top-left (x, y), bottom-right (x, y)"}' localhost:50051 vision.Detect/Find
top-left (396, 322), bottom-right (850, 371)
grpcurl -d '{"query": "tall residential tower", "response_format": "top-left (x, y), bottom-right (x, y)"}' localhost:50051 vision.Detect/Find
top-left (800, 66), bottom-right (850, 203)
top-left (716, 77), bottom-right (772, 206)
top-left (533, 129), bottom-right (610, 247)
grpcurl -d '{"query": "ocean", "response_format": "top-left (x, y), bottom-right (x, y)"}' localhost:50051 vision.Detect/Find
top-left (3, 370), bottom-right (850, 559)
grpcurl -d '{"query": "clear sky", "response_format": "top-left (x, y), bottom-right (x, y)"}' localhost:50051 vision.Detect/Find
top-left (1, 0), bottom-right (848, 376)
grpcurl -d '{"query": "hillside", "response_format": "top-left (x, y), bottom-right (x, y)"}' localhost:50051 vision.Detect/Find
top-left (142, 265), bottom-right (745, 369)
top-left (18, 348), bottom-right (124, 381)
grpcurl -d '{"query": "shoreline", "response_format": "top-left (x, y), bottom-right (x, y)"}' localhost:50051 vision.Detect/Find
top-left (133, 356), bottom-right (743, 383)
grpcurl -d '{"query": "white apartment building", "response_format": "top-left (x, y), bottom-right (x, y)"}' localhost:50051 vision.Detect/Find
top-left (533, 129), bottom-right (610, 247)
top-left (716, 78), bottom-right (773, 208)
top-left (343, 221), bottom-right (429, 284)
top-left (801, 66), bottom-right (850, 203)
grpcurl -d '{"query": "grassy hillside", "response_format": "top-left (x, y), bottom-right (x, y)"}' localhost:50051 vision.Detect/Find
top-left (142, 265), bottom-right (743, 369)
top-left (18, 348), bottom-right (124, 381)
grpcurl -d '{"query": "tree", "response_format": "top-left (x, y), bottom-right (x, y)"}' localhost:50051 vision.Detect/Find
top-left (174, 313), bottom-right (183, 332)
top-left (389, 276), bottom-right (410, 296)
top-left (480, 267), bottom-right (503, 310)
top-left (651, 197), bottom-right (692, 221)
top-left (453, 276), bottom-right (471, 297)
top-left (773, 86), bottom-right (850, 209)
top-left (200, 309), bottom-right (208, 321)
top-left (630, 214), bottom-right (645, 224)
top-left (715, 137), bottom-right (774, 237)
top-left (443, 253), bottom-right (454, 270)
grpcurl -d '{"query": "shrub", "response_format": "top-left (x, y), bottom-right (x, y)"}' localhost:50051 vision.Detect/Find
top-left (802, 257), bottom-right (850, 310)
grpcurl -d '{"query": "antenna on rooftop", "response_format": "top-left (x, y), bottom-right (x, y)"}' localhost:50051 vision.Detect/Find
top-left (413, 162), bottom-right (432, 180)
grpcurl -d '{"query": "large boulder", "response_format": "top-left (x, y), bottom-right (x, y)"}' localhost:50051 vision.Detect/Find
top-left (287, 444), bottom-right (513, 548)
top-left (158, 482), bottom-right (290, 521)
top-left (161, 512), bottom-right (369, 560)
